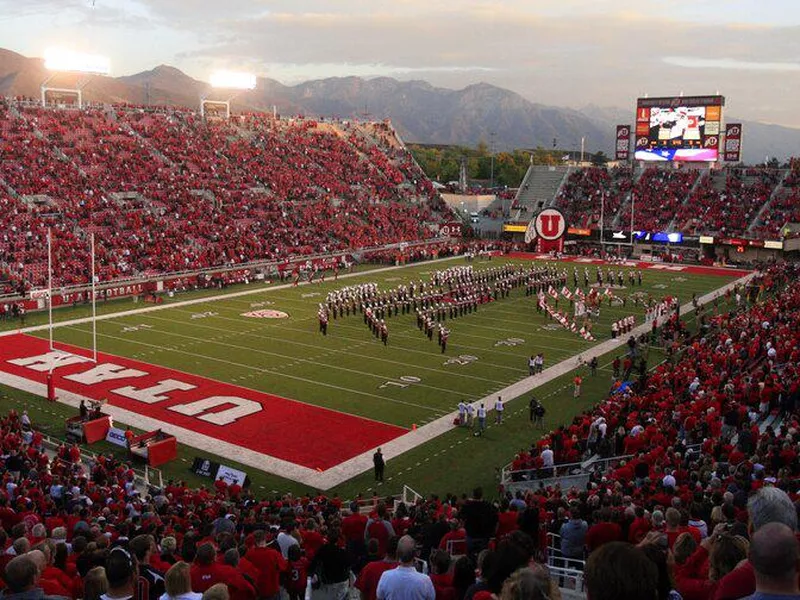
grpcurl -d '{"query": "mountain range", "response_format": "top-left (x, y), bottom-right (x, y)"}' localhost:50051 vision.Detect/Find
top-left (1, 48), bottom-right (796, 164)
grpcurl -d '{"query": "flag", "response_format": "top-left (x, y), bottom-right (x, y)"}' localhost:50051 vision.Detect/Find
top-left (561, 286), bottom-right (573, 300)
top-left (548, 286), bottom-right (558, 300)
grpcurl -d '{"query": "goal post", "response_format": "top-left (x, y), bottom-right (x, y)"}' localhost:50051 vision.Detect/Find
top-left (43, 228), bottom-right (100, 402)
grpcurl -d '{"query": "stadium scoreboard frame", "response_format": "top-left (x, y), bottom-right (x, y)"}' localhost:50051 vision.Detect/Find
top-left (634, 95), bottom-right (725, 162)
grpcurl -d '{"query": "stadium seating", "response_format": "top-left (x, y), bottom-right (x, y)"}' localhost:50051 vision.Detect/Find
top-left (0, 99), bottom-right (452, 292)
top-left (751, 168), bottom-right (800, 238)
top-left (554, 165), bottom-right (796, 239)
top-left (554, 166), bottom-right (630, 229)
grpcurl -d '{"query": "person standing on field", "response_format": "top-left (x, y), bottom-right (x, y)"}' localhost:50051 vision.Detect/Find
top-left (573, 374), bottom-right (583, 398)
top-left (373, 448), bottom-right (385, 482)
top-left (494, 397), bottom-right (504, 424)
top-left (476, 404), bottom-right (487, 435)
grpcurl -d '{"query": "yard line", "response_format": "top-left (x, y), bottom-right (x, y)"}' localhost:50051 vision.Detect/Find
top-left (178, 304), bottom-right (528, 372)
top-left (136, 312), bottom-right (513, 385)
top-left (332, 321), bottom-right (581, 362)
top-left (269, 322), bottom-right (531, 373)
top-left (329, 321), bottom-right (542, 366)
top-left (95, 318), bottom-right (479, 398)
top-left (62, 325), bottom-right (447, 416)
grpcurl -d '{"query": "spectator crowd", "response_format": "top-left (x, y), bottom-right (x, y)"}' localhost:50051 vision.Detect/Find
top-left (0, 99), bottom-right (452, 296)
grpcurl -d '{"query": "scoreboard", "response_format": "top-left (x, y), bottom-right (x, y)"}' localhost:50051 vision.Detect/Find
top-left (634, 95), bottom-right (724, 162)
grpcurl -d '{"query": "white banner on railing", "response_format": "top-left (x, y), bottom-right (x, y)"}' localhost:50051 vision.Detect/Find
top-left (106, 427), bottom-right (129, 447)
top-left (216, 464), bottom-right (247, 486)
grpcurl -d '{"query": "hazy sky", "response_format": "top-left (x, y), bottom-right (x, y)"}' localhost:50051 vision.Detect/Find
top-left (1, 0), bottom-right (799, 127)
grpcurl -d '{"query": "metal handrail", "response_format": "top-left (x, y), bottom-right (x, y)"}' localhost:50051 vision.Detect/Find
top-left (546, 533), bottom-right (586, 570)
top-left (401, 484), bottom-right (423, 506)
top-left (502, 444), bottom-right (702, 486)
top-left (39, 432), bottom-right (162, 491)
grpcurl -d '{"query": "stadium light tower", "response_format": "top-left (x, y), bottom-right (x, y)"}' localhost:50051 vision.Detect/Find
top-left (201, 70), bottom-right (257, 119)
top-left (41, 47), bottom-right (110, 108)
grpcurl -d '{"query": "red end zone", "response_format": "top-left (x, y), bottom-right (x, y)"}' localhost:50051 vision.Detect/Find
top-left (506, 253), bottom-right (751, 277)
top-left (0, 334), bottom-right (406, 470)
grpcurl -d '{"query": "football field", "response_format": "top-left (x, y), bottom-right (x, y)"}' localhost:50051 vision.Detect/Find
top-left (0, 254), bottom-right (748, 494)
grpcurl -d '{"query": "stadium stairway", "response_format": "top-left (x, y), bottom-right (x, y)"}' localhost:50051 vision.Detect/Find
top-left (513, 165), bottom-right (570, 214)
top-left (611, 165), bottom-right (644, 228)
top-left (668, 168), bottom-right (707, 231)
top-left (122, 122), bottom-right (176, 167)
top-left (0, 175), bottom-right (21, 200)
top-left (748, 170), bottom-right (791, 234)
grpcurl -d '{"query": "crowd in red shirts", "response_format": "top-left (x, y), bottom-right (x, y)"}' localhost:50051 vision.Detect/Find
top-left (554, 166), bottom-right (631, 229)
top-left (503, 262), bottom-right (800, 599)
top-left (677, 169), bottom-right (783, 238)
top-left (751, 167), bottom-right (800, 238)
top-left (0, 99), bottom-right (452, 295)
top-left (554, 165), bottom-right (798, 240)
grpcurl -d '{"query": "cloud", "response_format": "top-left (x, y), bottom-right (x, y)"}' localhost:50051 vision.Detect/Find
top-left (663, 56), bottom-right (800, 72)
top-left (1, 0), bottom-right (800, 127)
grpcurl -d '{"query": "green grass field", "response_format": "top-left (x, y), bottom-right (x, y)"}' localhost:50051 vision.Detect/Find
top-left (0, 256), bottom-right (742, 500)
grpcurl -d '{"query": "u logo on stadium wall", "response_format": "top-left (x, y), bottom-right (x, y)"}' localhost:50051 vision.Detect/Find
top-left (534, 208), bottom-right (567, 241)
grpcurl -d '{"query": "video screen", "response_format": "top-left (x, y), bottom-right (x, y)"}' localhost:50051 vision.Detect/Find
top-left (634, 96), bottom-right (723, 162)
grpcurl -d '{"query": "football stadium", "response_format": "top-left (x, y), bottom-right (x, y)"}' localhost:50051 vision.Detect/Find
top-left (0, 3), bottom-right (799, 599)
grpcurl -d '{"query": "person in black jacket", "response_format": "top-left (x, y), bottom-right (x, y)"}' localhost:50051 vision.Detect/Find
top-left (309, 527), bottom-right (351, 596)
top-left (373, 449), bottom-right (385, 483)
top-left (459, 488), bottom-right (498, 557)
top-left (129, 535), bottom-right (165, 600)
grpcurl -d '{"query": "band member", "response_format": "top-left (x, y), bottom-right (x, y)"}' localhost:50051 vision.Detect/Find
top-left (318, 307), bottom-right (328, 336)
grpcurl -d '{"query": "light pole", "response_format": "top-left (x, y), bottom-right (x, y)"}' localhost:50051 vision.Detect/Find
top-left (630, 191), bottom-right (636, 252)
top-left (490, 131), bottom-right (496, 189)
top-left (600, 191), bottom-right (605, 251)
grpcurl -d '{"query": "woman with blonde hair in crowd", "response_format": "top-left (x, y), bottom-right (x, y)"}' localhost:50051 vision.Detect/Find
top-left (499, 566), bottom-right (560, 600)
top-left (83, 566), bottom-right (108, 600)
top-left (708, 506), bottom-right (724, 529)
top-left (201, 584), bottom-right (229, 600)
top-left (160, 562), bottom-right (202, 600)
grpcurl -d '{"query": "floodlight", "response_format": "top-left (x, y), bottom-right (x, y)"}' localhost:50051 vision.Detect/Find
top-left (44, 47), bottom-right (111, 75)
top-left (209, 70), bottom-right (257, 90)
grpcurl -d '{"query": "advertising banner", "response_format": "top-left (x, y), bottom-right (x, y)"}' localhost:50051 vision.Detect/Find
top-left (723, 123), bottom-right (742, 162)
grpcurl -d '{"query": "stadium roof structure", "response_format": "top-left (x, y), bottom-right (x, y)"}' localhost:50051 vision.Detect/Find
top-left (202, 70), bottom-right (258, 119)
top-left (41, 47), bottom-right (111, 108)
